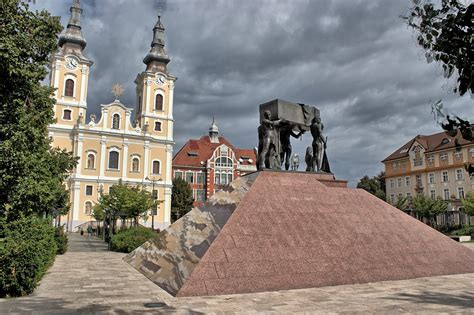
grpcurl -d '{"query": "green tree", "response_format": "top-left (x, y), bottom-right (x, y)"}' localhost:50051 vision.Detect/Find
top-left (0, 0), bottom-right (77, 221)
top-left (356, 173), bottom-right (386, 201)
top-left (412, 194), bottom-right (447, 227)
top-left (95, 181), bottom-right (157, 230)
top-left (394, 196), bottom-right (410, 212)
top-left (461, 191), bottom-right (474, 225)
top-left (405, 0), bottom-right (474, 172)
top-left (171, 178), bottom-right (194, 222)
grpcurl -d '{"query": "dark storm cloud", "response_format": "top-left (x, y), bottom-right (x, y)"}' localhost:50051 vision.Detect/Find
top-left (33, 0), bottom-right (474, 186)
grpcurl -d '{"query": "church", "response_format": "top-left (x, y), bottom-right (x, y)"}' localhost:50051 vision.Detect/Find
top-left (48, 0), bottom-right (175, 231)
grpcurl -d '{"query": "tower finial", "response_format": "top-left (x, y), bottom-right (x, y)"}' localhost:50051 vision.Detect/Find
top-left (58, 0), bottom-right (87, 49)
top-left (209, 116), bottom-right (219, 143)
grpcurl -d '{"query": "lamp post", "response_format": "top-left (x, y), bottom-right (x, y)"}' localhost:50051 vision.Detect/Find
top-left (146, 176), bottom-right (162, 231)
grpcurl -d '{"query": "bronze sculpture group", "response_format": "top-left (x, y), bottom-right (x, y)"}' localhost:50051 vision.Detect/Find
top-left (257, 100), bottom-right (331, 173)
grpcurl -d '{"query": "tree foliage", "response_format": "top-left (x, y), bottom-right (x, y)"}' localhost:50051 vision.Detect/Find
top-left (0, 0), bottom-right (77, 221)
top-left (461, 191), bottom-right (474, 217)
top-left (93, 181), bottom-right (158, 226)
top-left (412, 194), bottom-right (447, 226)
top-left (406, 0), bottom-right (473, 96)
top-left (171, 178), bottom-right (194, 222)
top-left (356, 172), bottom-right (386, 200)
top-left (394, 196), bottom-right (410, 212)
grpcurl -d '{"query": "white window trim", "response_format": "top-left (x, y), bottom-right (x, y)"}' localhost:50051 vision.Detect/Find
top-left (85, 185), bottom-right (94, 196)
top-left (456, 168), bottom-right (464, 181)
top-left (62, 108), bottom-right (73, 121)
top-left (151, 159), bottom-right (162, 175)
top-left (154, 90), bottom-right (165, 112)
top-left (107, 147), bottom-right (121, 171)
top-left (185, 171), bottom-right (194, 183)
top-left (63, 74), bottom-right (77, 98)
top-left (174, 170), bottom-right (184, 179)
top-left (111, 112), bottom-right (122, 129)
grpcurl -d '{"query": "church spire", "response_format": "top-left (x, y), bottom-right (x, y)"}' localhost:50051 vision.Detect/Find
top-left (209, 116), bottom-right (219, 143)
top-left (58, 0), bottom-right (87, 50)
top-left (143, 13), bottom-right (170, 72)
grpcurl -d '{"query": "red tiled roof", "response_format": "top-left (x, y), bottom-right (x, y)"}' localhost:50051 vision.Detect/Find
top-left (382, 129), bottom-right (474, 162)
top-left (173, 136), bottom-right (256, 168)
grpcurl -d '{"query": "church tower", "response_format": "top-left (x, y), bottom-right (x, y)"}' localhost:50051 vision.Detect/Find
top-left (134, 14), bottom-right (176, 140)
top-left (50, 0), bottom-right (92, 127)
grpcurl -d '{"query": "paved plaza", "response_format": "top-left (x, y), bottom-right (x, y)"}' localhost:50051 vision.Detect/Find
top-left (1, 234), bottom-right (474, 314)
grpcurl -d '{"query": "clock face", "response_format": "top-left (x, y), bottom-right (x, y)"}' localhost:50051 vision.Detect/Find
top-left (156, 75), bottom-right (165, 85)
top-left (65, 57), bottom-right (78, 70)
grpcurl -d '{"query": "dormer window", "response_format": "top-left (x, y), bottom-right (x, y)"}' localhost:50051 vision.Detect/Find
top-left (112, 114), bottom-right (120, 129)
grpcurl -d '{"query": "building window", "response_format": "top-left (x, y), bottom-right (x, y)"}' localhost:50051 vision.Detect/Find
top-left (65, 79), bottom-right (74, 97)
top-left (390, 194), bottom-right (395, 204)
top-left (444, 188), bottom-right (450, 200)
top-left (392, 162), bottom-right (399, 172)
top-left (154, 121), bottom-right (162, 131)
top-left (397, 178), bottom-right (402, 188)
top-left (413, 146), bottom-right (423, 166)
top-left (108, 151), bottom-right (119, 170)
top-left (215, 157), bottom-right (233, 168)
top-left (390, 179), bottom-right (395, 189)
top-left (155, 94), bottom-right (163, 111)
top-left (215, 171), bottom-right (232, 185)
top-left (401, 161), bottom-right (407, 172)
top-left (428, 173), bottom-right (435, 184)
top-left (454, 151), bottom-right (463, 161)
top-left (131, 157), bottom-right (140, 172)
top-left (470, 148), bottom-right (474, 158)
top-left (85, 201), bottom-right (92, 215)
top-left (196, 189), bottom-right (205, 202)
top-left (427, 155), bottom-right (435, 166)
top-left (112, 114), bottom-right (120, 129)
top-left (152, 160), bottom-right (160, 174)
top-left (440, 152), bottom-right (448, 163)
top-left (86, 185), bottom-right (93, 196)
top-left (442, 171), bottom-right (449, 182)
top-left (416, 174), bottom-right (422, 186)
top-left (405, 176), bottom-right (410, 186)
top-left (174, 171), bottom-right (183, 180)
top-left (406, 192), bottom-right (412, 200)
top-left (458, 187), bottom-right (465, 199)
top-left (456, 169), bottom-right (464, 181)
top-left (63, 109), bottom-right (72, 120)
top-left (430, 190), bottom-right (436, 200)
top-left (186, 171), bottom-right (194, 183)
top-left (196, 173), bottom-right (205, 184)
top-left (86, 153), bottom-right (95, 169)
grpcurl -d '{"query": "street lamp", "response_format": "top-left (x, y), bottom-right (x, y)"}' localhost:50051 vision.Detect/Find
top-left (146, 176), bottom-right (162, 231)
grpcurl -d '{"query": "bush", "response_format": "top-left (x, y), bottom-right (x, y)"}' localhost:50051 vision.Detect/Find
top-left (0, 216), bottom-right (57, 297)
top-left (451, 225), bottom-right (474, 236)
top-left (110, 227), bottom-right (155, 253)
top-left (54, 227), bottom-right (68, 255)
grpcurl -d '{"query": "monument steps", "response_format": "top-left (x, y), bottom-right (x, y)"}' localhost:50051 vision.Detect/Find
top-left (125, 171), bottom-right (474, 297)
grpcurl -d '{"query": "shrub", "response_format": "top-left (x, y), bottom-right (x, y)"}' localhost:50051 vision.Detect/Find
top-left (0, 216), bottom-right (57, 297)
top-left (110, 227), bottom-right (155, 253)
top-left (450, 225), bottom-right (474, 236)
top-left (54, 227), bottom-right (68, 255)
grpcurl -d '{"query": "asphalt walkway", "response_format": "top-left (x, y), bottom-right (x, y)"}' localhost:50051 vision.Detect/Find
top-left (1, 234), bottom-right (474, 314)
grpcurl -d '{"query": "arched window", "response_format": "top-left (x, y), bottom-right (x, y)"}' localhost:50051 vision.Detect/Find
top-left (63, 109), bottom-right (72, 120)
top-left (112, 114), bottom-right (120, 129)
top-left (85, 201), bottom-right (92, 215)
top-left (215, 157), bottom-right (233, 168)
top-left (108, 151), bottom-right (119, 170)
top-left (86, 153), bottom-right (95, 169)
top-left (65, 79), bottom-right (74, 97)
top-left (155, 94), bottom-right (163, 111)
top-left (152, 160), bottom-right (160, 174)
top-left (132, 157), bottom-right (140, 172)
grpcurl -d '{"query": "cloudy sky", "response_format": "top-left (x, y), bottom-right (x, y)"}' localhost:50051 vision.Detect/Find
top-left (32, 0), bottom-right (473, 186)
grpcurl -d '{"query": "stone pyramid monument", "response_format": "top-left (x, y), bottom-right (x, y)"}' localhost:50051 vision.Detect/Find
top-left (125, 171), bottom-right (474, 297)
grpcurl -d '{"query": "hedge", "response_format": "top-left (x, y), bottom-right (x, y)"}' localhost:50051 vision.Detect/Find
top-left (450, 225), bottom-right (474, 236)
top-left (110, 227), bottom-right (155, 253)
top-left (54, 226), bottom-right (68, 255)
top-left (0, 216), bottom-right (58, 297)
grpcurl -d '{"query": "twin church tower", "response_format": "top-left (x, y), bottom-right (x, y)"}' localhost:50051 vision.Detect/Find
top-left (48, 0), bottom-right (175, 231)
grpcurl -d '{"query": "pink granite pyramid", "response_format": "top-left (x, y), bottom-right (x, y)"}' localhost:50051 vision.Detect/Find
top-left (126, 171), bottom-right (474, 297)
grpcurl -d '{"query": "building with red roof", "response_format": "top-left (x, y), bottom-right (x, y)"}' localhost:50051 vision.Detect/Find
top-left (172, 119), bottom-right (257, 206)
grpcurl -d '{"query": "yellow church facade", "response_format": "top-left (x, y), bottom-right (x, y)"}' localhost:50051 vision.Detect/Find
top-left (48, 0), bottom-right (175, 231)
